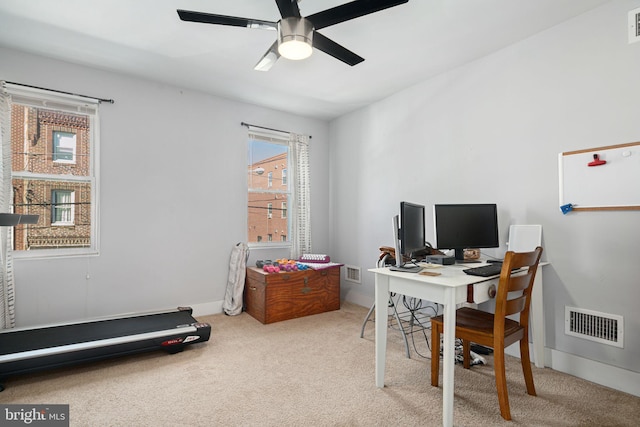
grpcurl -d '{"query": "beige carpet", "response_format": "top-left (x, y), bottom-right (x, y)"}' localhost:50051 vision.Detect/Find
top-left (2, 302), bottom-right (638, 426)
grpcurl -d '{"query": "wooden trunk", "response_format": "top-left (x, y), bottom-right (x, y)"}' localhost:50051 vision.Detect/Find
top-left (244, 266), bottom-right (341, 324)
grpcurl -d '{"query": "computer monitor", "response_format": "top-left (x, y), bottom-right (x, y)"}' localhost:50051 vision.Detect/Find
top-left (391, 202), bottom-right (425, 273)
top-left (433, 204), bottom-right (499, 261)
top-left (400, 201), bottom-right (426, 258)
top-left (392, 202), bottom-right (426, 270)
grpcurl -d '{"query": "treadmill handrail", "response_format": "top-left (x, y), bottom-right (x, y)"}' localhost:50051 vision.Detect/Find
top-left (0, 325), bottom-right (198, 363)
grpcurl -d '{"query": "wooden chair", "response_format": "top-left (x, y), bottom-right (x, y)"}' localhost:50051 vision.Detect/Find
top-left (430, 247), bottom-right (543, 420)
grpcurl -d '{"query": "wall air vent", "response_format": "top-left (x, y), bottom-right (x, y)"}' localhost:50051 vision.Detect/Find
top-left (565, 306), bottom-right (623, 348)
top-left (630, 7), bottom-right (640, 43)
top-left (344, 265), bottom-right (361, 284)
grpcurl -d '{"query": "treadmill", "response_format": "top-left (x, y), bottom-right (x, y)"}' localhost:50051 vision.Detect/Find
top-left (0, 306), bottom-right (211, 391)
top-left (0, 214), bottom-right (211, 391)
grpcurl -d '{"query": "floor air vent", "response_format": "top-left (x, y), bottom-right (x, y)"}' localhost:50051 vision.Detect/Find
top-left (565, 306), bottom-right (623, 348)
top-left (344, 265), bottom-right (361, 284)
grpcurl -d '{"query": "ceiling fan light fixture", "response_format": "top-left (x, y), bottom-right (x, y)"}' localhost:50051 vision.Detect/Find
top-left (278, 17), bottom-right (313, 60)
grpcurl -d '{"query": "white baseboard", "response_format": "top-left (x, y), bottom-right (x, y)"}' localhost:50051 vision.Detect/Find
top-left (545, 348), bottom-right (640, 397)
top-left (189, 300), bottom-right (224, 317)
top-left (342, 290), bottom-right (374, 309)
top-left (504, 345), bottom-right (639, 397)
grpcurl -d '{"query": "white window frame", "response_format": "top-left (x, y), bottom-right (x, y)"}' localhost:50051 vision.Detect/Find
top-left (5, 83), bottom-right (100, 258)
top-left (246, 125), bottom-right (311, 257)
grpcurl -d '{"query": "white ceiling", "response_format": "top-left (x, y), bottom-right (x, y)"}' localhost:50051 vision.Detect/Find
top-left (0, 0), bottom-right (611, 120)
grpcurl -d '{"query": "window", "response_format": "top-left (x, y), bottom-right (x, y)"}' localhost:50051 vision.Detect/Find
top-left (246, 125), bottom-right (310, 256)
top-left (51, 190), bottom-right (74, 225)
top-left (2, 83), bottom-right (100, 256)
top-left (53, 131), bottom-right (76, 163)
top-left (247, 130), bottom-right (290, 247)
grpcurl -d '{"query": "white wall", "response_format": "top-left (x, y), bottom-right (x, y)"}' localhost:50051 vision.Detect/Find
top-left (0, 46), bottom-right (331, 326)
top-left (331, 0), bottom-right (640, 393)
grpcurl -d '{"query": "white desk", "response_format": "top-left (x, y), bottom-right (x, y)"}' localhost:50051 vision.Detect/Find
top-left (370, 262), bottom-right (547, 427)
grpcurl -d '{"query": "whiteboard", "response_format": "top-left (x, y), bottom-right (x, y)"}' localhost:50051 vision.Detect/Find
top-left (558, 142), bottom-right (640, 211)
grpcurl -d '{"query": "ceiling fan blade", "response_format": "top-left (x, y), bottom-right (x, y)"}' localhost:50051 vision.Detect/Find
top-left (313, 32), bottom-right (364, 66)
top-left (177, 9), bottom-right (277, 30)
top-left (307, 0), bottom-right (408, 30)
top-left (275, 0), bottom-right (301, 18)
top-left (254, 41), bottom-right (281, 72)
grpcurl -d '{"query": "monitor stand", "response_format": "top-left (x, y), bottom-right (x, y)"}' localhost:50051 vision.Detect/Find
top-left (453, 248), bottom-right (482, 263)
top-left (453, 248), bottom-right (466, 262)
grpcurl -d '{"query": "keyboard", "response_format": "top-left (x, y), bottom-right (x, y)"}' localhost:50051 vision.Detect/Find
top-left (463, 263), bottom-right (503, 277)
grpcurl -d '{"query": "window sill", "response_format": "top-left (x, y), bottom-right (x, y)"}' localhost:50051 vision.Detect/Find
top-left (13, 247), bottom-right (99, 260)
top-left (248, 242), bottom-right (291, 250)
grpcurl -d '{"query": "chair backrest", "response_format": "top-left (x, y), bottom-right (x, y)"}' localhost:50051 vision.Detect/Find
top-left (494, 247), bottom-right (543, 332)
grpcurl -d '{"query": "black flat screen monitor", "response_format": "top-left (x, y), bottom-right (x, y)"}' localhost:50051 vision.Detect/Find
top-left (399, 201), bottom-right (426, 259)
top-left (433, 204), bottom-right (499, 261)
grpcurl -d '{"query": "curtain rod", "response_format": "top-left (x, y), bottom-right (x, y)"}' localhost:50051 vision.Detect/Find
top-left (5, 81), bottom-right (114, 104)
top-left (241, 122), bottom-right (288, 134)
top-left (241, 122), bottom-right (312, 139)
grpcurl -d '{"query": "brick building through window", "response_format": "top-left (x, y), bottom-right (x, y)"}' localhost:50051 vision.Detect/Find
top-left (11, 105), bottom-right (92, 250)
top-left (248, 151), bottom-right (289, 243)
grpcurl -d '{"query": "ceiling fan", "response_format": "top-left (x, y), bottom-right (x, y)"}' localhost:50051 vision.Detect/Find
top-left (177, 0), bottom-right (409, 71)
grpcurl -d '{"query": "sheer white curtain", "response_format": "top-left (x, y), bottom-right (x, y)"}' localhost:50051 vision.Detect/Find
top-left (289, 132), bottom-right (311, 259)
top-left (0, 84), bottom-right (16, 328)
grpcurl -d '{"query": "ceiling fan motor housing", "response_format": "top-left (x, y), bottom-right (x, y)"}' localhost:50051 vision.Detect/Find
top-left (278, 17), bottom-right (314, 60)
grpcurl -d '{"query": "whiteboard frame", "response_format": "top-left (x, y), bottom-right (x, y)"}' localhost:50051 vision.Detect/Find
top-left (558, 141), bottom-right (640, 212)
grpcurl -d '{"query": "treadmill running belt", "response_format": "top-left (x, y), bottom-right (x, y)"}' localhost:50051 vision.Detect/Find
top-left (0, 307), bottom-right (211, 391)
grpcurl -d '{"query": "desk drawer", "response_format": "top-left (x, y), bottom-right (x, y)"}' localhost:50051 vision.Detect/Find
top-left (468, 278), bottom-right (499, 304)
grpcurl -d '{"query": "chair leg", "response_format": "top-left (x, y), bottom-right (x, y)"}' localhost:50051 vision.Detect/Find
top-left (462, 339), bottom-right (471, 369)
top-left (520, 338), bottom-right (537, 396)
top-left (431, 322), bottom-right (441, 387)
top-left (493, 346), bottom-right (512, 420)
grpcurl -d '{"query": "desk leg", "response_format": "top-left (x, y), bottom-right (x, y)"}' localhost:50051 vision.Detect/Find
top-left (442, 288), bottom-right (456, 427)
top-left (531, 270), bottom-right (545, 368)
top-left (374, 273), bottom-right (389, 388)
